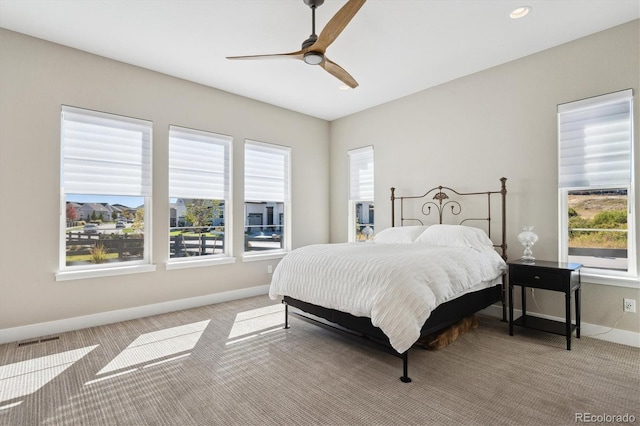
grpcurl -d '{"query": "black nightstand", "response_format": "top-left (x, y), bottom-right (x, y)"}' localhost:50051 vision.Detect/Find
top-left (508, 260), bottom-right (582, 350)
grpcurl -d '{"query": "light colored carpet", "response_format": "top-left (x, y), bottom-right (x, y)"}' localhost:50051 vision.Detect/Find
top-left (0, 295), bottom-right (638, 426)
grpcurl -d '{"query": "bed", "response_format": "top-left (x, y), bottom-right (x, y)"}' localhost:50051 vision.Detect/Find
top-left (269, 178), bottom-right (508, 382)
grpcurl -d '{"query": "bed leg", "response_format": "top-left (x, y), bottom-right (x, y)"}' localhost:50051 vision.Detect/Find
top-left (283, 301), bottom-right (290, 329)
top-left (400, 351), bottom-right (412, 383)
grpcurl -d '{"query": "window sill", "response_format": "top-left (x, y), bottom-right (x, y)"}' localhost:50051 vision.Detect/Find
top-left (166, 256), bottom-right (236, 270)
top-left (242, 251), bottom-right (288, 262)
top-left (580, 271), bottom-right (639, 288)
top-left (56, 264), bottom-right (157, 281)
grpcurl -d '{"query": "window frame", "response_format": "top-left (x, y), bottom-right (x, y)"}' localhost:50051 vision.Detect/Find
top-left (348, 146), bottom-right (374, 242)
top-left (557, 90), bottom-right (637, 287)
top-left (167, 125), bottom-right (234, 269)
top-left (57, 106), bottom-right (154, 281)
top-left (243, 140), bottom-right (291, 259)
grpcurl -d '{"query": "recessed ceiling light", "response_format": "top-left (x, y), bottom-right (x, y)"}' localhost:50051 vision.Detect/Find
top-left (510, 6), bottom-right (531, 19)
top-left (339, 84), bottom-right (350, 91)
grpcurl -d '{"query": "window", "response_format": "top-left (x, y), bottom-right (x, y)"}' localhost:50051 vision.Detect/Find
top-left (59, 106), bottom-right (152, 276)
top-left (558, 89), bottom-right (636, 282)
top-left (348, 146), bottom-right (374, 242)
top-left (168, 126), bottom-right (232, 262)
top-left (244, 140), bottom-right (290, 255)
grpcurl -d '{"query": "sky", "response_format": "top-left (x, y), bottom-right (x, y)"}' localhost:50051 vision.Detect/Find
top-left (66, 195), bottom-right (145, 208)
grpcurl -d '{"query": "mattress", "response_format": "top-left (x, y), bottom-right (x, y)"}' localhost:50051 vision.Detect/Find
top-left (269, 242), bottom-right (507, 353)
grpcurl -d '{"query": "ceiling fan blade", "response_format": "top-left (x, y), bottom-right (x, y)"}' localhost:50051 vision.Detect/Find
top-left (320, 57), bottom-right (358, 88)
top-left (311, 0), bottom-right (366, 52)
top-left (226, 51), bottom-right (304, 60)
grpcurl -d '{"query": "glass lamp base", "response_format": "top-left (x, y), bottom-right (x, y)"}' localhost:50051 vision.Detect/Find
top-left (521, 243), bottom-right (535, 262)
top-left (518, 227), bottom-right (539, 264)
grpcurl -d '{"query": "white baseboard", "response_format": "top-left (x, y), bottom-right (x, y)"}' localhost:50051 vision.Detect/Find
top-left (0, 285), bottom-right (270, 345)
top-left (4, 292), bottom-right (637, 349)
top-left (480, 305), bottom-right (640, 348)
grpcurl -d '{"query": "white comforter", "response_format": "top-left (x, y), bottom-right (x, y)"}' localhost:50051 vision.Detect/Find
top-left (269, 243), bottom-right (507, 353)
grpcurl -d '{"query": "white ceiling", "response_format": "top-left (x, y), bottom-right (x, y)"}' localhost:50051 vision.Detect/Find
top-left (1, 0), bottom-right (638, 121)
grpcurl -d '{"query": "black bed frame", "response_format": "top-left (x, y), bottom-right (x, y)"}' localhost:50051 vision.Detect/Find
top-left (282, 177), bottom-right (508, 382)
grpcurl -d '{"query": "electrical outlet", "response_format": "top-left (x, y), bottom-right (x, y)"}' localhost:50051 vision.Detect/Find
top-left (623, 298), bottom-right (636, 313)
top-left (267, 265), bottom-right (273, 274)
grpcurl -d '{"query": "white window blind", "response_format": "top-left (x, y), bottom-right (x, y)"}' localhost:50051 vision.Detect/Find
top-left (244, 140), bottom-right (290, 202)
top-left (558, 89), bottom-right (633, 188)
top-left (169, 126), bottom-right (231, 199)
top-left (61, 106), bottom-right (152, 196)
top-left (349, 146), bottom-right (374, 200)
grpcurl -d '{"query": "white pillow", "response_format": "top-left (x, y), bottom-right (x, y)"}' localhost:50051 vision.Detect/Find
top-left (415, 224), bottom-right (494, 250)
top-left (373, 226), bottom-right (430, 244)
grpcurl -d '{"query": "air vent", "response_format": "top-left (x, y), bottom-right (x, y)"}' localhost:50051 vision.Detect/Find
top-left (18, 336), bottom-right (60, 347)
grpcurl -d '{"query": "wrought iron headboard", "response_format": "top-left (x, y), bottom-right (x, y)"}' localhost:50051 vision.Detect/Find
top-left (390, 177), bottom-right (507, 260)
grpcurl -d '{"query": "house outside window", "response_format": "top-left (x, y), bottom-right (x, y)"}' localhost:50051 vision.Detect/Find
top-left (558, 89), bottom-right (636, 284)
top-left (168, 126), bottom-right (231, 262)
top-left (244, 140), bottom-right (290, 255)
top-left (348, 146), bottom-right (374, 242)
top-left (59, 106), bottom-right (152, 277)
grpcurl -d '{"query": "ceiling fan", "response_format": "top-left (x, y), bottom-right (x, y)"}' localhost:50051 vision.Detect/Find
top-left (226, 0), bottom-right (366, 89)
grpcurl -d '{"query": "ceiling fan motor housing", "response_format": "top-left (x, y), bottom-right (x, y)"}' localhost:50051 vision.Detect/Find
top-left (302, 34), bottom-right (318, 49)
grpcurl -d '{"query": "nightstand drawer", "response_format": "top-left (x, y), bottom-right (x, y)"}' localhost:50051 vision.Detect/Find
top-left (511, 268), bottom-right (564, 291)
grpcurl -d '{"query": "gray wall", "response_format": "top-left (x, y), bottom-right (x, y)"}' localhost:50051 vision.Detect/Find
top-left (0, 29), bottom-right (330, 330)
top-left (329, 20), bottom-right (640, 333)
